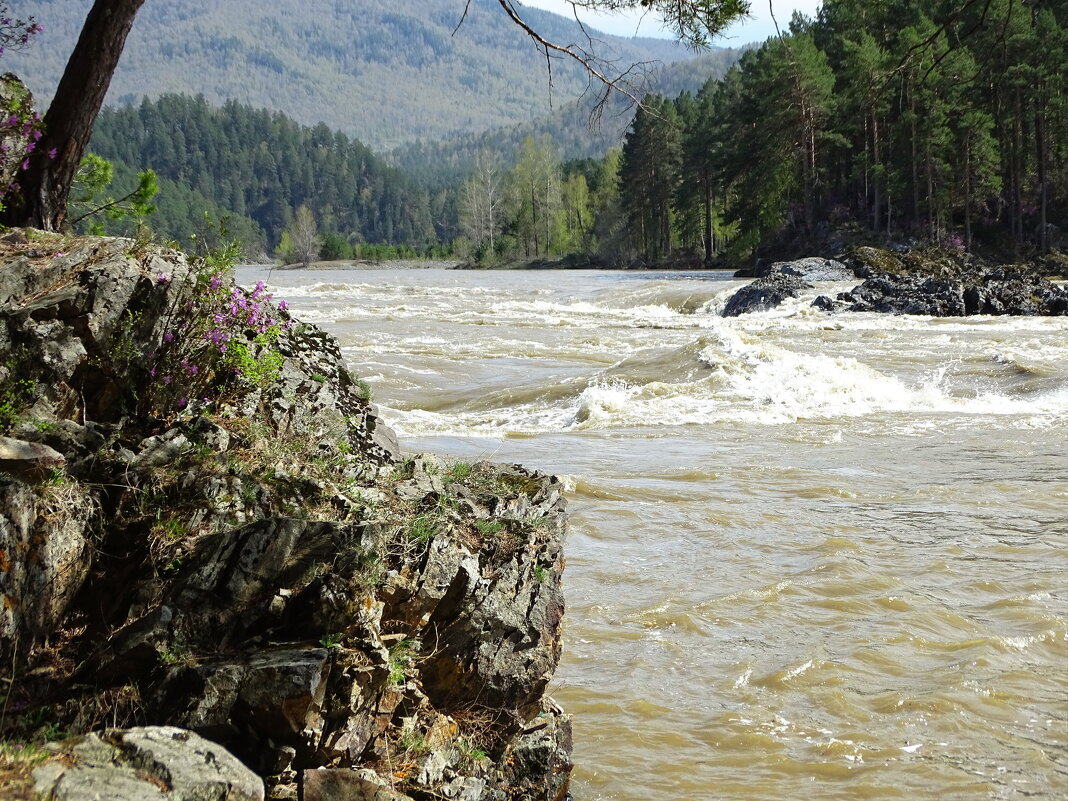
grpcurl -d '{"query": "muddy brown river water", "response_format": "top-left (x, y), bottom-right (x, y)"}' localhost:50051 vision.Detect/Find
top-left (243, 266), bottom-right (1067, 801)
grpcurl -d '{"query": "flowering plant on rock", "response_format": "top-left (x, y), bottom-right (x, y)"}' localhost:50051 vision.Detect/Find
top-left (143, 270), bottom-right (291, 417)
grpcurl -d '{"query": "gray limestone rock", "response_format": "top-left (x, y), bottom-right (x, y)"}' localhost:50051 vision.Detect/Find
top-left (758, 257), bottom-right (854, 281)
top-left (32, 726), bottom-right (264, 801)
top-left (0, 477), bottom-right (92, 642)
top-left (0, 434), bottom-right (64, 479)
top-left (134, 428), bottom-right (194, 468)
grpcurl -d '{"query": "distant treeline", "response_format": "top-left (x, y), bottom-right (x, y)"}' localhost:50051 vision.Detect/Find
top-left (89, 95), bottom-right (437, 256)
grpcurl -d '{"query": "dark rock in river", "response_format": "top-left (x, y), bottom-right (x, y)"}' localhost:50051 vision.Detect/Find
top-left (722, 273), bottom-right (813, 316)
top-left (0, 231), bottom-right (571, 801)
top-left (810, 295), bottom-right (839, 312)
top-left (837, 274), bottom-right (967, 315)
top-left (837, 265), bottom-right (1068, 316)
top-left (754, 257), bottom-right (854, 281)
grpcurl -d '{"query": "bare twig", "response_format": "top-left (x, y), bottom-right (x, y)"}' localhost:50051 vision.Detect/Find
top-left (452, 0), bottom-right (473, 36)
top-left (495, 0), bottom-right (646, 108)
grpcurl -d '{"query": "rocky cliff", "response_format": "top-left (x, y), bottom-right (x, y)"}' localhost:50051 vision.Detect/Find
top-left (0, 230), bottom-right (571, 800)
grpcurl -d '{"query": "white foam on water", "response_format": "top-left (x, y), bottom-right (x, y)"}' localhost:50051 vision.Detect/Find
top-left (273, 272), bottom-right (1068, 438)
top-left (388, 334), bottom-right (1067, 436)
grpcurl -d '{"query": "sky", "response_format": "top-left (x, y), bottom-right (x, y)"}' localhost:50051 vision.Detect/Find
top-left (520, 0), bottom-right (824, 45)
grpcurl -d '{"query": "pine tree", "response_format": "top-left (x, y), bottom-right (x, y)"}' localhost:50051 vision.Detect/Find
top-left (619, 95), bottom-right (681, 263)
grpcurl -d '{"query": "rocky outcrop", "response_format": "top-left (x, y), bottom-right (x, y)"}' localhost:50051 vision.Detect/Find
top-left (835, 273), bottom-right (969, 315)
top-left (844, 245), bottom-right (977, 279)
top-left (722, 273), bottom-right (813, 316)
top-left (0, 231), bottom-right (571, 801)
top-left (751, 257), bottom-right (854, 282)
top-left (834, 249), bottom-right (1068, 316)
top-left (724, 258), bottom-right (856, 317)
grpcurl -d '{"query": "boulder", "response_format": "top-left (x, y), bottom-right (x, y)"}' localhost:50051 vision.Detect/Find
top-left (722, 273), bottom-right (812, 316)
top-left (32, 726), bottom-right (264, 801)
top-left (757, 257), bottom-right (854, 281)
top-left (810, 295), bottom-right (839, 313)
top-left (302, 769), bottom-right (412, 801)
top-left (0, 434), bottom-right (64, 479)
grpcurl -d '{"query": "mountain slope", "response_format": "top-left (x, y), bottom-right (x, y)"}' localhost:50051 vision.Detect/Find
top-left (7, 0), bottom-right (711, 149)
top-left (391, 46), bottom-right (746, 189)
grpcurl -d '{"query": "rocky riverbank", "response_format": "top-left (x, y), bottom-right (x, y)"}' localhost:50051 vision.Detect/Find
top-left (0, 230), bottom-right (571, 800)
top-left (723, 247), bottom-right (1068, 317)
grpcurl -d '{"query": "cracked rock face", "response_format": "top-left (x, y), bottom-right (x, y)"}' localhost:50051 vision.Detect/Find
top-left (0, 477), bottom-right (93, 643)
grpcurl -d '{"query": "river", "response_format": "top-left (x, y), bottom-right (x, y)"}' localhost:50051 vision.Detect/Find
top-left (240, 266), bottom-right (1067, 801)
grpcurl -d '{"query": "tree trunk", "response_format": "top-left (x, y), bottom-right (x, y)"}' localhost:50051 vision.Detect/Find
top-left (910, 91), bottom-right (920, 231)
top-left (963, 135), bottom-right (972, 247)
top-left (871, 112), bottom-right (882, 234)
top-left (800, 103), bottom-right (815, 234)
top-left (702, 165), bottom-right (713, 265)
top-left (926, 149), bottom-right (935, 239)
top-left (1035, 98), bottom-right (1048, 253)
top-left (861, 114), bottom-right (870, 225)
top-left (9, 0), bottom-right (145, 230)
top-left (531, 183), bottom-right (538, 256)
top-left (1011, 98), bottom-right (1022, 252)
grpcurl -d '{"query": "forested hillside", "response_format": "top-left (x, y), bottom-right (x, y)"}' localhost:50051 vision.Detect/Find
top-left (607, 0), bottom-right (1067, 262)
top-left (446, 0), bottom-right (1066, 266)
top-left (392, 47), bottom-right (746, 190)
top-left (62, 0), bottom-right (1067, 267)
top-left (8, 0), bottom-right (700, 149)
top-left (89, 96), bottom-right (437, 255)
